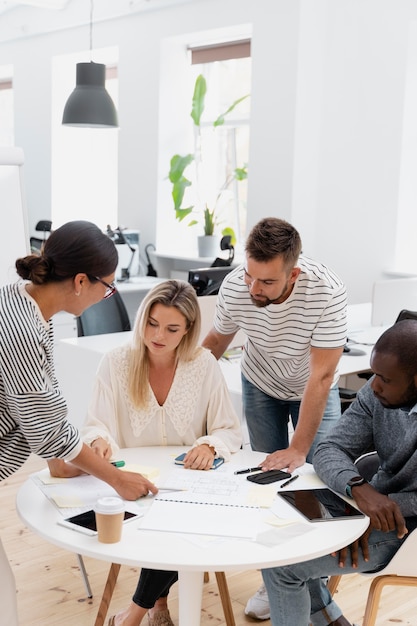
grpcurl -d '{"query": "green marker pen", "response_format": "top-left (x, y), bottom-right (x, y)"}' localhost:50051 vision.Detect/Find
top-left (111, 460), bottom-right (125, 468)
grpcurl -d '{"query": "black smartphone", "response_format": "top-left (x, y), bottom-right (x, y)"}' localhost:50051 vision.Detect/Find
top-left (247, 469), bottom-right (291, 484)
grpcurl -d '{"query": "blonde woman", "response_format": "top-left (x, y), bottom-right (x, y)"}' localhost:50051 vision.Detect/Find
top-left (81, 279), bottom-right (242, 626)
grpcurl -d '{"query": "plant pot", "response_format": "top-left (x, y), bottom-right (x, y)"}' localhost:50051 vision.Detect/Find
top-left (197, 235), bottom-right (221, 258)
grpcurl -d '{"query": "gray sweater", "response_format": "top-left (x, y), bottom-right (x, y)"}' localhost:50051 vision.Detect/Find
top-left (313, 380), bottom-right (417, 518)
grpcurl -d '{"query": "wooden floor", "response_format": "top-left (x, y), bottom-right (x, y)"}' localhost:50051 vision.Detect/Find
top-left (2, 454), bottom-right (417, 626)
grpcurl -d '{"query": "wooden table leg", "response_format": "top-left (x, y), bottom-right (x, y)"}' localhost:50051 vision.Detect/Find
top-left (215, 571), bottom-right (236, 626)
top-left (94, 563), bottom-right (121, 626)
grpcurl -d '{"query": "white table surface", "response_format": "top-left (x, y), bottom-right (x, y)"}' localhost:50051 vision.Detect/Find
top-left (16, 447), bottom-right (368, 626)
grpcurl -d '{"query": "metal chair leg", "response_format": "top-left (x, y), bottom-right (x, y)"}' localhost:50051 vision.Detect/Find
top-left (76, 553), bottom-right (93, 598)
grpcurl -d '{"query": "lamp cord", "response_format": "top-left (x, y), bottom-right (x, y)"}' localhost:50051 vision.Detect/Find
top-left (89, 0), bottom-right (94, 60)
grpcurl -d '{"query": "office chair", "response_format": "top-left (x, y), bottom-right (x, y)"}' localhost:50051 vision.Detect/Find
top-left (29, 236), bottom-right (44, 255)
top-left (30, 220), bottom-right (52, 255)
top-left (395, 309), bottom-right (417, 323)
top-left (327, 452), bottom-right (417, 626)
top-left (77, 290), bottom-right (131, 336)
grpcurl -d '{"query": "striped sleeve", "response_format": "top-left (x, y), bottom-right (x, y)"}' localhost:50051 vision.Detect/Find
top-left (0, 283), bottom-right (81, 480)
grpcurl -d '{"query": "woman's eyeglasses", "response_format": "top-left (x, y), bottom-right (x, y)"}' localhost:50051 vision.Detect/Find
top-left (91, 276), bottom-right (117, 299)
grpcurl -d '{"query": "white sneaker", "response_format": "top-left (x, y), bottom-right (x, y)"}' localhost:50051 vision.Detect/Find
top-left (244, 583), bottom-right (270, 620)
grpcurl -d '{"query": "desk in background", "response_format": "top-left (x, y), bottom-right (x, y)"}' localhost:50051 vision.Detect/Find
top-left (16, 446), bottom-right (369, 626)
top-left (57, 303), bottom-right (380, 430)
top-left (56, 331), bottom-right (246, 442)
top-left (148, 250), bottom-right (226, 280)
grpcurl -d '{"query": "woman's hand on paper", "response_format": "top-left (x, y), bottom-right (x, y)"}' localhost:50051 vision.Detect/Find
top-left (182, 444), bottom-right (215, 470)
top-left (113, 470), bottom-right (158, 500)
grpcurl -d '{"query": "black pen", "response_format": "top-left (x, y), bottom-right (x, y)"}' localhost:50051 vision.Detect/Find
top-left (280, 474), bottom-right (299, 488)
top-left (234, 467), bottom-right (262, 475)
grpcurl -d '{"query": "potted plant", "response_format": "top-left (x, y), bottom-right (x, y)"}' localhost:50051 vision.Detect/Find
top-left (168, 74), bottom-right (249, 257)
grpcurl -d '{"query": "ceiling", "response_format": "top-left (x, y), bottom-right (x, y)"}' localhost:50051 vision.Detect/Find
top-left (0, 0), bottom-right (198, 44)
top-left (0, 0), bottom-right (70, 15)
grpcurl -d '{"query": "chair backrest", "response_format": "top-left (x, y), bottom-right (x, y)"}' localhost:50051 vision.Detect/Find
top-left (395, 309), bottom-right (417, 323)
top-left (76, 290), bottom-right (131, 337)
top-left (30, 237), bottom-right (43, 255)
top-left (355, 451), bottom-right (380, 481)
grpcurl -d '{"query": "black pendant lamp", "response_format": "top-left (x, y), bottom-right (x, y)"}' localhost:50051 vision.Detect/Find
top-left (62, 1), bottom-right (118, 128)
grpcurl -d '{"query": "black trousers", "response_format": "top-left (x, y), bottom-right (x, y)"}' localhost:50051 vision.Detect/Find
top-left (132, 568), bottom-right (178, 609)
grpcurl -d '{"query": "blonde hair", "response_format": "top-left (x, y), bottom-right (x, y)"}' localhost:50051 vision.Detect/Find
top-left (128, 280), bottom-right (201, 407)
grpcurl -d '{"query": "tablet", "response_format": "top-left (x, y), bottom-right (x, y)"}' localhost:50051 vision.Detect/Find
top-left (278, 488), bottom-right (365, 522)
top-left (58, 509), bottom-right (142, 535)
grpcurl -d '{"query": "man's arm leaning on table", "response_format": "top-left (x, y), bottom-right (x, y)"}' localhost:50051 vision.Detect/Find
top-left (202, 327), bottom-right (237, 360)
top-left (260, 345), bottom-right (343, 473)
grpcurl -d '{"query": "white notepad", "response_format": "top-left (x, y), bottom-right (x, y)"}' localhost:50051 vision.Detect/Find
top-left (140, 500), bottom-right (263, 539)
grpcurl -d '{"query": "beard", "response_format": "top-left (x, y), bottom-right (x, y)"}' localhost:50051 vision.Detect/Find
top-left (249, 278), bottom-right (294, 308)
top-left (249, 295), bottom-right (276, 308)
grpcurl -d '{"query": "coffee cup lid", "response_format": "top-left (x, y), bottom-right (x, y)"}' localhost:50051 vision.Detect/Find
top-left (94, 496), bottom-right (125, 515)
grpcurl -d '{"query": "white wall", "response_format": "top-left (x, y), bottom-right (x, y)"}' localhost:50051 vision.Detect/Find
top-left (0, 0), bottom-right (416, 304)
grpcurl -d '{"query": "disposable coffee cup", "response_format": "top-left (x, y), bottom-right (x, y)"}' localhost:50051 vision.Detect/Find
top-left (94, 496), bottom-right (125, 543)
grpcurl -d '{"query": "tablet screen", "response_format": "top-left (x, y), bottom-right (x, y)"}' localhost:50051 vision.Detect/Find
top-left (64, 509), bottom-right (138, 532)
top-left (278, 488), bottom-right (365, 522)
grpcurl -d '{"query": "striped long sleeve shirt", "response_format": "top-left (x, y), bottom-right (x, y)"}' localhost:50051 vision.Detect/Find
top-left (0, 282), bottom-right (82, 481)
top-left (214, 256), bottom-right (347, 400)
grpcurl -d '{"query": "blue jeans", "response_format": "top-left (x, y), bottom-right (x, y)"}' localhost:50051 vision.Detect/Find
top-left (262, 527), bottom-right (413, 626)
top-left (241, 375), bottom-right (341, 462)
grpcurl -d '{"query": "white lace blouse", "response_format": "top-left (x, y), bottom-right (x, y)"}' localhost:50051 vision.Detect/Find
top-left (81, 345), bottom-right (242, 461)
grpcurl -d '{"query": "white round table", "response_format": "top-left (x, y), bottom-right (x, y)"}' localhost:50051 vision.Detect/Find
top-left (16, 446), bottom-right (369, 626)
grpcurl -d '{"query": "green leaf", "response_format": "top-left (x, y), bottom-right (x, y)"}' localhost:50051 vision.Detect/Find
top-left (169, 154), bottom-right (194, 183)
top-left (234, 165), bottom-right (248, 181)
top-left (191, 75), bottom-right (207, 126)
top-left (203, 206), bottom-right (216, 235)
top-left (175, 206), bottom-right (194, 222)
top-left (213, 94), bottom-right (250, 127)
top-left (172, 177), bottom-right (192, 211)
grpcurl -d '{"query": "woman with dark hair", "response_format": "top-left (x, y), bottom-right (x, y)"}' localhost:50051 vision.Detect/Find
top-left (0, 220), bottom-right (157, 626)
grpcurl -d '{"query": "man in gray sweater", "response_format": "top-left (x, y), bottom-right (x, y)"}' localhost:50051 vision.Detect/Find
top-left (261, 319), bottom-right (417, 626)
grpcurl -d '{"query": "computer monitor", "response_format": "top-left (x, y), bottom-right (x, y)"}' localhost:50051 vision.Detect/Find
top-left (188, 266), bottom-right (235, 296)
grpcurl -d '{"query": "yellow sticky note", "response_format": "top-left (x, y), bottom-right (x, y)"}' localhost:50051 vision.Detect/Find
top-left (51, 494), bottom-right (84, 508)
top-left (36, 467), bottom-right (67, 485)
top-left (247, 485), bottom-right (277, 508)
top-left (263, 513), bottom-right (300, 527)
top-left (121, 464), bottom-right (159, 480)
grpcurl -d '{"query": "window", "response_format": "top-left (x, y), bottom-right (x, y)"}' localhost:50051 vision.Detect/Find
top-left (51, 47), bottom-right (118, 231)
top-left (0, 65), bottom-right (14, 146)
top-left (157, 35), bottom-right (251, 255)
top-left (189, 41), bottom-right (251, 246)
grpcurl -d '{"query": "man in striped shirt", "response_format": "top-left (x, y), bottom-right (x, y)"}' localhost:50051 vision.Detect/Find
top-left (202, 217), bottom-right (347, 620)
